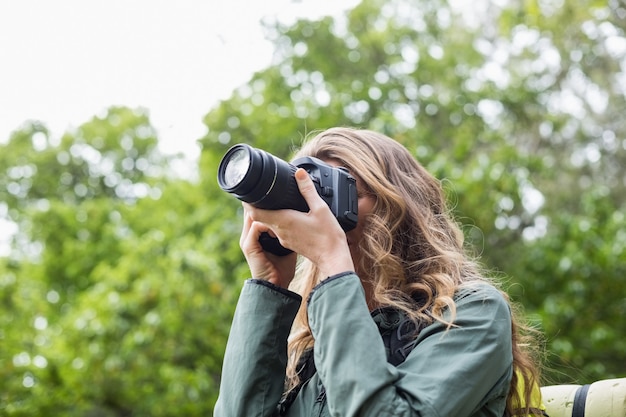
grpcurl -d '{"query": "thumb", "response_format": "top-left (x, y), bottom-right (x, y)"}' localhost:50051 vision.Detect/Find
top-left (295, 168), bottom-right (324, 209)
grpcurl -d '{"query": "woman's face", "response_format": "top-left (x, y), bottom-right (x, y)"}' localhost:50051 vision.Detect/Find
top-left (323, 159), bottom-right (376, 267)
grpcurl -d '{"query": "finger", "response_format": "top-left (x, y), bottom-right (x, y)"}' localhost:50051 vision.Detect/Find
top-left (242, 220), bottom-right (269, 253)
top-left (240, 205), bottom-right (254, 248)
top-left (244, 201), bottom-right (292, 234)
top-left (295, 168), bottom-right (326, 211)
top-left (241, 205), bottom-right (275, 244)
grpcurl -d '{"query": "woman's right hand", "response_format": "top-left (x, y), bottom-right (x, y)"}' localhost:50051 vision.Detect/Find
top-left (241, 168), bottom-right (354, 285)
top-left (240, 205), bottom-right (298, 288)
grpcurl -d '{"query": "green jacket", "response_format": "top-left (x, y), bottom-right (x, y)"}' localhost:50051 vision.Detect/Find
top-left (215, 272), bottom-right (513, 417)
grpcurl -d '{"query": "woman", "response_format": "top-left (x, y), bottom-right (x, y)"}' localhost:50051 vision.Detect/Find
top-left (214, 127), bottom-right (542, 417)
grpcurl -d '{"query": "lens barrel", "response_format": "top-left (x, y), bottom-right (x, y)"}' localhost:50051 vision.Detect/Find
top-left (217, 144), bottom-right (308, 212)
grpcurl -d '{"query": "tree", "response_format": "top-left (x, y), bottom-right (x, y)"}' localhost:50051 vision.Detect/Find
top-left (1, 108), bottom-right (239, 415)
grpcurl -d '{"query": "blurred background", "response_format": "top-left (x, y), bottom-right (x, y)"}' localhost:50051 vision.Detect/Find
top-left (1, 0), bottom-right (625, 415)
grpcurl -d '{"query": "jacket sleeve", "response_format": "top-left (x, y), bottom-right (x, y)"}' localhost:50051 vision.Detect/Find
top-left (307, 273), bottom-right (513, 417)
top-left (214, 279), bottom-right (302, 417)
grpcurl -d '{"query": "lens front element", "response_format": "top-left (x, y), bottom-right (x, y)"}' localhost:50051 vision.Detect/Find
top-left (222, 148), bottom-right (250, 188)
top-left (217, 143), bottom-right (307, 211)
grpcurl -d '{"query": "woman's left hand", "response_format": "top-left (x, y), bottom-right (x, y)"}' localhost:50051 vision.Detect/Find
top-left (244, 168), bottom-right (355, 279)
top-left (240, 206), bottom-right (298, 288)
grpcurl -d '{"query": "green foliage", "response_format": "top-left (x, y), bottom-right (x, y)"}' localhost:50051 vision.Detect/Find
top-left (1, 108), bottom-right (241, 415)
top-left (2, 0), bottom-right (625, 414)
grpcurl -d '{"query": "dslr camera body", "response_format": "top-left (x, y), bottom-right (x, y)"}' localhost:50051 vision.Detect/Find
top-left (217, 143), bottom-right (358, 255)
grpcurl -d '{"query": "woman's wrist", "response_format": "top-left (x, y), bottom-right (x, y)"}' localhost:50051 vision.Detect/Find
top-left (318, 249), bottom-right (354, 280)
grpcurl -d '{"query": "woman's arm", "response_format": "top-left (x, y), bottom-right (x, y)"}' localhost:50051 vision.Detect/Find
top-left (307, 273), bottom-right (513, 417)
top-left (214, 280), bottom-right (302, 417)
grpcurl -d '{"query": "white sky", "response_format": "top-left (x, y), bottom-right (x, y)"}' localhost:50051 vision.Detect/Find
top-left (0, 0), bottom-right (360, 256)
top-left (0, 0), bottom-right (360, 160)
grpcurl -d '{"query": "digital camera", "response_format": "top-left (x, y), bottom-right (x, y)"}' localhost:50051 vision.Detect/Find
top-left (217, 143), bottom-right (358, 255)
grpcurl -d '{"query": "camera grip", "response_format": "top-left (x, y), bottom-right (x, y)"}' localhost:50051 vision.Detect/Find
top-left (259, 232), bottom-right (294, 256)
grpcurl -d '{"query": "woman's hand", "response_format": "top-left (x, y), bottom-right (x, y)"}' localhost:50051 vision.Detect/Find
top-left (240, 206), bottom-right (298, 288)
top-left (240, 168), bottom-right (355, 285)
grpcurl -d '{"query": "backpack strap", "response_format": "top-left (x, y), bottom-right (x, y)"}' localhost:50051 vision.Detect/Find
top-left (385, 315), bottom-right (422, 366)
top-left (373, 304), bottom-right (430, 366)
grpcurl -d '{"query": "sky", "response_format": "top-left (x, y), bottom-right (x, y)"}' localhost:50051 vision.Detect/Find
top-left (0, 0), bottom-right (360, 256)
top-left (0, 0), bottom-right (360, 160)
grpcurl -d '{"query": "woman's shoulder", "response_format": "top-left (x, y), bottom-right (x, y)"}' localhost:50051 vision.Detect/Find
top-left (453, 280), bottom-right (510, 314)
top-left (455, 280), bottom-right (505, 300)
top-left (431, 280), bottom-right (512, 342)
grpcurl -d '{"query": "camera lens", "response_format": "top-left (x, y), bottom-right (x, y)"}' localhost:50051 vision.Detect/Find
top-left (217, 144), bottom-right (308, 212)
